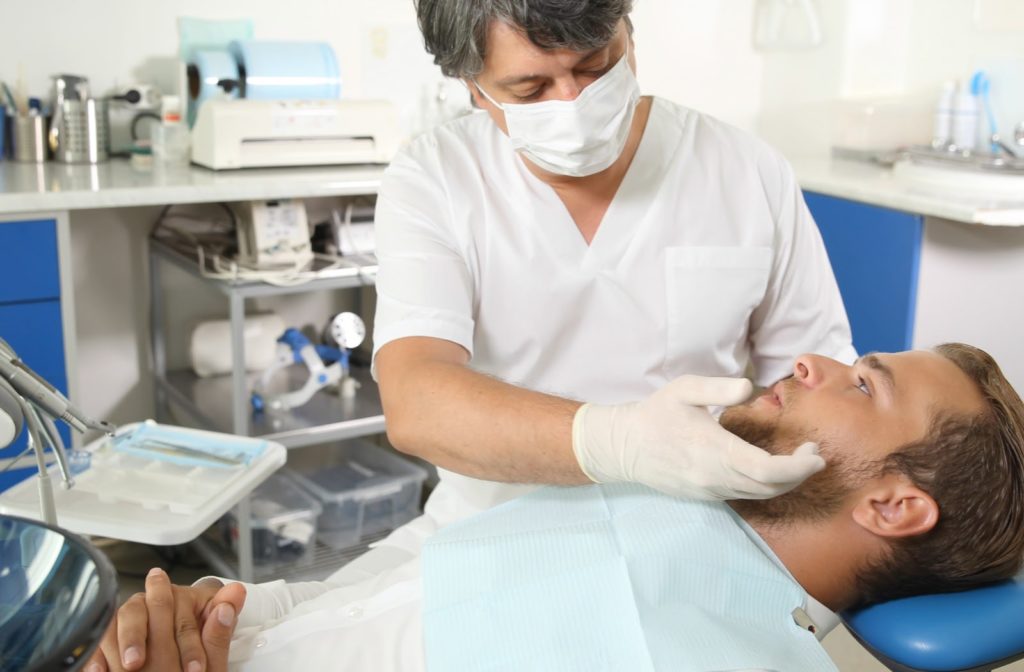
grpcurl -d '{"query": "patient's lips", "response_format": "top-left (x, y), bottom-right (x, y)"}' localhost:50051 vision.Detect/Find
top-left (755, 384), bottom-right (782, 408)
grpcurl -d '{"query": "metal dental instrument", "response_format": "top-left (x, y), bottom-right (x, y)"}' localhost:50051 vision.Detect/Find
top-left (0, 336), bottom-right (117, 524)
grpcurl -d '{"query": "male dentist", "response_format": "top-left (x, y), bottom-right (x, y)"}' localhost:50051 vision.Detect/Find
top-left (361, 0), bottom-right (856, 581)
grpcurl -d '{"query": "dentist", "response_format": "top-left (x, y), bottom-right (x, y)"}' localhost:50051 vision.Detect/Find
top-left (361, 0), bottom-right (855, 580)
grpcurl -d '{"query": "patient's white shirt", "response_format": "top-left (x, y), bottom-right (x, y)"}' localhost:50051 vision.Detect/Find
top-left (222, 514), bottom-right (838, 671)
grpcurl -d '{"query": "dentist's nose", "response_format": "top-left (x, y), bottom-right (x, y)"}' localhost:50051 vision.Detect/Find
top-left (552, 78), bottom-right (583, 101)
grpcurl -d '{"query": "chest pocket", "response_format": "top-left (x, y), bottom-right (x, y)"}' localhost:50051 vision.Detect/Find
top-left (664, 246), bottom-right (771, 375)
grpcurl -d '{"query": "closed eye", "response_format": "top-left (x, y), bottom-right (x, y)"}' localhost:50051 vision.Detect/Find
top-left (857, 377), bottom-right (871, 396)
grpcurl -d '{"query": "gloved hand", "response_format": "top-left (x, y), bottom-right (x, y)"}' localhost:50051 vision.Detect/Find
top-left (571, 375), bottom-right (825, 500)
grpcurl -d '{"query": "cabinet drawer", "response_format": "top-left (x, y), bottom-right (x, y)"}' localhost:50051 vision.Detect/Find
top-left (0, 219), bottom-right (61, 303)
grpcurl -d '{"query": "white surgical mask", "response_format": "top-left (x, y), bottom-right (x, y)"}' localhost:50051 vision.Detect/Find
top-left (475, 44), bottom-right (641, 177)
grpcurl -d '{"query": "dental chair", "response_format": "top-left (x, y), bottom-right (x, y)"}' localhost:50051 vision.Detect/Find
top-left (843, 574), bottom-right (1024, 671)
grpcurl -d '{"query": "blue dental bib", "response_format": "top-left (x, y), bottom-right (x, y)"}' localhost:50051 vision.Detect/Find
top-left (422, 483), bottom-right (837, 671)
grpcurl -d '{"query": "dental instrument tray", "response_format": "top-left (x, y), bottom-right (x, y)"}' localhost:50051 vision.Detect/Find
top-left (0, 422), bottom-right (286, 545)
top-left (110, 420), bottom-right (266, 468)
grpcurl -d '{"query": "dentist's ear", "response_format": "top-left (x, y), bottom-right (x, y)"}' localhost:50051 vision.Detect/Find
top-left (851, 474), bottom-right (938, 539)
top-left (462, 79), bottom-right (485, 110)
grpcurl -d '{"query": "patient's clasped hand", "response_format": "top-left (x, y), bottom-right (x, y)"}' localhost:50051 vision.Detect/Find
top-left (88, 344), bottom-right (1024, 672)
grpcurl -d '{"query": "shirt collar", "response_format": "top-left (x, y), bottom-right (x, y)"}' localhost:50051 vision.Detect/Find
top-left (730, 510), bottom-right (840, 640)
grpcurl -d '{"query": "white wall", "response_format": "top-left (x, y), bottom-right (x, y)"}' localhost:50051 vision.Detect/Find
top-left (0, 0), bottom-right (445, 137)
top-left (631, 1), bottom-right (766, 130)
top-left (755, 0), bottom-right (1024, 157)
top-left (631, 0), bottom-right (1024, 158)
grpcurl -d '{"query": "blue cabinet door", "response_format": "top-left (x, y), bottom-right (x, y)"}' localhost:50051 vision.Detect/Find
top-left (0, 218), bottom-right (67, 492)
top-left (0, 219), bottom-right (61, 303)
top-left (804, 193), bottom-right (923, 355)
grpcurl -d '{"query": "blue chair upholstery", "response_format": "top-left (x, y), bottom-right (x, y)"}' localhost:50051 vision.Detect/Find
top-left (843, 576), bottom-right (1024, 672)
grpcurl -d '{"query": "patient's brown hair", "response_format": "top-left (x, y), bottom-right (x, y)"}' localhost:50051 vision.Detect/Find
top-left (856, 343), bottom-right (1024, 605)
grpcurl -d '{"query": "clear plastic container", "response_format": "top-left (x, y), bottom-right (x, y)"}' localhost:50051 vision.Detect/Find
top-left (152, 120), bottom-right (190, 165)
top-left (286, 440), bottom-right (428, 551)
top-left (217, 470), bottom-right (321, 573)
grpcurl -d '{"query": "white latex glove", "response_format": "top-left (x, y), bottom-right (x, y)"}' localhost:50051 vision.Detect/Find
top-left (571, 375), bottom-right (826, 500)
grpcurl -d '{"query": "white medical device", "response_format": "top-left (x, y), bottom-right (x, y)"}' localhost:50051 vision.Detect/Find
top-left (251, 313), bottom-right (366, 413)
top-left (190, 99), bottom-right (400, 170)
top-left (233, 199), bottom-right (313, 269)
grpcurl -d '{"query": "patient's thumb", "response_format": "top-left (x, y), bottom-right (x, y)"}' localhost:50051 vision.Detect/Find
top-left (202, 602), bottom-right (237, 672)
top-left (202, 582), bottom-right (247, 623)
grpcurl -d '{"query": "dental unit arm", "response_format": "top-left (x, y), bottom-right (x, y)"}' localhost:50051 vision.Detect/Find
top-left (0, 337), bottom-right (116, 526)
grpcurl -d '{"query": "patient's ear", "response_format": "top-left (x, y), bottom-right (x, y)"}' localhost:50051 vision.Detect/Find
top-left (851, 474), bottom-right (938, 539)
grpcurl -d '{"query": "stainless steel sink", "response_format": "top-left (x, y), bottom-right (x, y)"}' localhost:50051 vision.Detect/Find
top-left (903, 144), bottom-right (1024, 175)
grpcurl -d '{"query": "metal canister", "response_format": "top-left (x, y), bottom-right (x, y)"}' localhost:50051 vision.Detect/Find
top-left (49, 98), bottom-right (109, 163)
top-left (13, 115), bottom-right (48, 162)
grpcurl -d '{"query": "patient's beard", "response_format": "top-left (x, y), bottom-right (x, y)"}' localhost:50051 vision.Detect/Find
top-left (720, 408), bottom-right (879, 526)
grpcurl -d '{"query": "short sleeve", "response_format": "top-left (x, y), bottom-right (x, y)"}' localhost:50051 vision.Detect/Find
top-left (748, 152), bottom-right (857, 386)
top-left (371, 138), bottom-right (476, 378)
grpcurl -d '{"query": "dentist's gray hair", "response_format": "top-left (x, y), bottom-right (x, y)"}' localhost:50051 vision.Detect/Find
top-left (414, 0), bottom-right (634, 78)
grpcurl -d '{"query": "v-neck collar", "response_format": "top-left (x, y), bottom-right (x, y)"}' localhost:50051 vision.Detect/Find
top-left (515, 97), bottom-right (680, 270)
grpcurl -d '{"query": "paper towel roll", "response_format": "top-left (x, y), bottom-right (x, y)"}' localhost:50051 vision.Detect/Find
top-left (230, 40), bottom-right (342, 100)
top-left (190, 314), bottom-right (285, 378)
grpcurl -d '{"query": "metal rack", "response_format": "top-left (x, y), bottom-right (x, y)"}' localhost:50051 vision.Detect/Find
top-left (148, 236), bottom-right (385, 581)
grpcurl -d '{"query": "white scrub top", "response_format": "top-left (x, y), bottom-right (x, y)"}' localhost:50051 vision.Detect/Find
top-left (371, 96), bottom-right (856, 546)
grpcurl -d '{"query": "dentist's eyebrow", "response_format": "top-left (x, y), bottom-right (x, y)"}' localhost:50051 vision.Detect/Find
top-left (495, 46), bottom-right (606, 88)
top-left (858, 354), bottom-right (896, 395)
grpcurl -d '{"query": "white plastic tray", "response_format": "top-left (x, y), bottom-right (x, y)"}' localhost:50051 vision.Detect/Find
top-left (0, 423), bottom-right (286, 545)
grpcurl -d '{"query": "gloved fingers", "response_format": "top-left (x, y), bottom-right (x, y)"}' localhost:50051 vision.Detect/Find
top-left (663, 375), bottom-right (754, 407)
top-left (790, 442), bottom-right (822, 460)
top-left (723, 440), bottom-right (826, 495)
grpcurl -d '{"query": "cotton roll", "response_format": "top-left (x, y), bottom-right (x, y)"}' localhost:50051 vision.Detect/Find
top-left (190, 314), bottom-right (285, 378)
top-left (230, 40), bottom-right (341, 100)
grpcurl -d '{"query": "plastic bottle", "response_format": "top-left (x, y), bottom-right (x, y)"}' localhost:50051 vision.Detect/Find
top-left (950, 82), bottom-right (979, 151)
top-left (152, 94), bottom-right (190, 165)
top-left (932, 80), bottom-right (957, 148)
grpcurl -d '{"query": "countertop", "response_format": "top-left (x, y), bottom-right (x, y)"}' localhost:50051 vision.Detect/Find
top-left (792, 157), bottom-right (1024, 226)
top-left (0, 160), bottom-right (386, 214)
top-left (1, 156), bottom-right (1022, 226)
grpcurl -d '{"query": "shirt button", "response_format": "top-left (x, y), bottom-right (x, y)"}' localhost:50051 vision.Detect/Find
top-left (254, 637), bottom-right (267, 649)
top-left (347, 605), bottom-right (363, 618)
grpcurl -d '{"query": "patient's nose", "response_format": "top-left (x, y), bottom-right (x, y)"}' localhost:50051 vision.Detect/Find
top-left (793, 354), bottom-right (828, 388)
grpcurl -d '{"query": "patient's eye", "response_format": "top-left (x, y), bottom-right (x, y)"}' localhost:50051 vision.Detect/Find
top-left (857, 377), bottom-right (871, 396)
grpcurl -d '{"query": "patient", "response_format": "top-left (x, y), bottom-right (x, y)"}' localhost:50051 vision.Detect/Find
top-left (89, 343), bottom-right (1024, 672)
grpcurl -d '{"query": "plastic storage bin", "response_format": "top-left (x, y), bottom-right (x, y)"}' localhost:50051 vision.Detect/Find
top-left (287, 440), bottom-right (428, 550)
top-left (217, 470), bottom-right (321, 574)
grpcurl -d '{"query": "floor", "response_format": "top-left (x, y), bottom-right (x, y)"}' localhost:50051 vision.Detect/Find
top-left (95, 538), bottom-right (218, 603)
